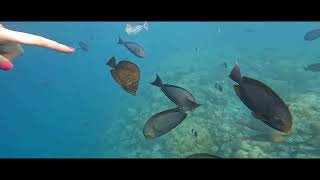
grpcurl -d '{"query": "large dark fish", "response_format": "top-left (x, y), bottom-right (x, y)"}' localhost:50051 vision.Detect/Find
top-left (150, 74), bottom-right (201, 112)
top-left (118, 37), bottom-right (144, 58)
top-left (78, 41), bottom-right (88, 52)
top-left (143, 108), bottom-right (187, 139)
top-left (229, 63), bottom-right (292, 133)
top-left (304, 63), bottom-right (320, 72)
top-left (106, 56), bottom-right (140, 96)
top-left (186, 153), bottom-right (221, 159)
top-left (304, 29), bottom-right (320, 41)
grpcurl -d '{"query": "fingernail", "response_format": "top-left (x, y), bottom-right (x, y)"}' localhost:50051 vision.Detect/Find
top-left (0, 60), bottom-right (13, 71)
top-left (68, 46), bottom-right (75, 51)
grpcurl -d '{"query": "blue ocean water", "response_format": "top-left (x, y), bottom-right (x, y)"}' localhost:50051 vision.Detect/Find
top-left (1, 22), bottom-right (320, 158)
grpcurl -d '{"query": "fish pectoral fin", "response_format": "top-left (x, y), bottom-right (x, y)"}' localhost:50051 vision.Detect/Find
top-left (233, 85), bottom-right (243, 99)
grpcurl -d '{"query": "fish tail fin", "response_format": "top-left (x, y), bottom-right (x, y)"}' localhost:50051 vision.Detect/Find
top-left (150, 74), bottom-right (163, 87)
top-left (229, 63), bottom-right (242, 84)
top-left (106, 56), bottom-right (117, 68)
top-left (143, 22), bottom-right (148, 30)
top-left (118, 37), bottom-right (124, 44)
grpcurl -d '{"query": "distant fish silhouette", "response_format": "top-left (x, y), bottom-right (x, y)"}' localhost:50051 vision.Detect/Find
top-left (304, 28), bottom-right (320, 41)
top-left (78, 41), bottom-right (89, 52)
top-left (186, 153), bottom-right (222, 159)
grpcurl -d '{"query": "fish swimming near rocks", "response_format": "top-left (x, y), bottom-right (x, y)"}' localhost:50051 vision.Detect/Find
top-left (143, 98), bottom-right (200, 139)
top-left (229, 63), bottom-right (293, 133)
top-left (125, 22), bottom-right (148, 36)
top-left (150, 74), bottom-right (201, 112)
top-left (186, 153), bottom-right (222, 159)
top-left (106, 56), bottom-right (140, 96)
top-left (215, 81), bottom-right (223, 93)
top-left (304, 28), bottom-right (320, 41)
top-left (304, 63), bottom-right (320, 72)
top-left (118, 37), bottom-right (145, 58)
top-left (78, 41), bottom-right (89, 52)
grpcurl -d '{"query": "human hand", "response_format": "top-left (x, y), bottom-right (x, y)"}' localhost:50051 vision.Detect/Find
top-left (0, 24), bottom-right (75, 71)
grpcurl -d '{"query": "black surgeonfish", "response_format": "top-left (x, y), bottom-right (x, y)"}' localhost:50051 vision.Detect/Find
top-left (186, 153), bottom-right (222, 159)
top-left (229, 63), bottom-right (292, 133)
top-left (143, 108), bottom-right (187, 139)
top-left (143, 74), bottom-right (201, 139)
top-left (150, 74), bottom-right (201, 112)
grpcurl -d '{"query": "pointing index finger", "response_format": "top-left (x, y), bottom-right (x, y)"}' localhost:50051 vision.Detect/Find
top-left (0, 28), bottom-right (75, 53)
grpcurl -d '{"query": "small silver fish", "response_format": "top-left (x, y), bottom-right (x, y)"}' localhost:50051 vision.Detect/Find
top-left (125, 22), bottom-right (148, 36)
top-left (191, 128), bottom-right (198, 138)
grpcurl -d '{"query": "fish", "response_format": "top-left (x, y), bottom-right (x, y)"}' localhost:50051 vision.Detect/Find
top-left (125, 22), bottom-right (148, 36)
top-left (78, 41), bottom-right (88, 52)
top-left (186, 153), bottom-right (222, 159)
top-left (150, 74), bottom-right (201, 112)
top-left (118, 37), bottom-right (145, 58)
top-left (215, 82), bottom-right (223, 93)
top-left (143, 108), bottom-right (187, 139)
top-left (191, 128), bottom-right (198, 138)
top-left (229, 63), bottom-right (293, 133)
top-left (304, 63), bottom-right (320, 72)
top-left (244, 28), bottom-right (254, 33)
top-left (222, 62), bottom-right (228, 69)
top-left (304, 28), bottom-right (320, 41)
top-left (106, 56), bottom-right (140, 96)
top-left (195, 47), bottom-right (200, 52)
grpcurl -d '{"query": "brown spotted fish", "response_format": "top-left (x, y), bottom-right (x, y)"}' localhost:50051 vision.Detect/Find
top-left (106, 56), bottom-right (140, 96)
top-left (229, 63), bottom-right (292, 133)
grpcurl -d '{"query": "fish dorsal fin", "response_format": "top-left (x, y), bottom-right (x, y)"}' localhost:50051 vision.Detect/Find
top-left (242, 76), bottom-right (287, 106)
top-left (106, 56), bottom-right (117, 68)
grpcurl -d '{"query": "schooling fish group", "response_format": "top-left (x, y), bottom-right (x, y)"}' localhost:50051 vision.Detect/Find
top-left (101, 23), bottom-right (298, 158)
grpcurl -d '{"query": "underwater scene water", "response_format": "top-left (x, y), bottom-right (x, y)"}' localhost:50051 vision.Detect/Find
top-left (1, 21), bottom-right (320, 158)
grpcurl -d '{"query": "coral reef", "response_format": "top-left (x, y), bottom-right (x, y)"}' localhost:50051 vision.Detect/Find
top-left (101, 49), bottom-right (320, 158)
